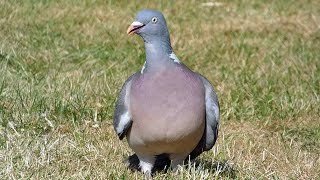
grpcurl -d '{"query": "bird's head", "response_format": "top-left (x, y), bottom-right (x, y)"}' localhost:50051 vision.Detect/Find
top-left (127, 10), bottom-right (170, 43)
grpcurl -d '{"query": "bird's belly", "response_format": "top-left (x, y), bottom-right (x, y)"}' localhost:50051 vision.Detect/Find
top-left (127, 71), bottom-right (205, 155)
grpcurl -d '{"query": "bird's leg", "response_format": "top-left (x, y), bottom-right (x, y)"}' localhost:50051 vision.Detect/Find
top-left (184, 155), bottom-right (196, 165)
top-left (170, 154), bottom-right (187, 174)
top-left (172, 160), bottom-right (184, 173)
top-left (137, 154), bottom-right (155, 178)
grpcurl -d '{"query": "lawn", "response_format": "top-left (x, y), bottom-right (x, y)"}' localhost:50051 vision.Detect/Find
top-left (0, 0), bottom-right (319, 179)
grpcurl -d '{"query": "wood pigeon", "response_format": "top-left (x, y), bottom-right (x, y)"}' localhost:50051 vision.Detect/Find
top-left (113, 10), bottom-right (219, 177)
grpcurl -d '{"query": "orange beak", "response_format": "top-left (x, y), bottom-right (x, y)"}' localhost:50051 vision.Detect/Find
top-left (126, 25), bottom-right (136, 36)
top-left (127, 22), bottom-right (145, 35)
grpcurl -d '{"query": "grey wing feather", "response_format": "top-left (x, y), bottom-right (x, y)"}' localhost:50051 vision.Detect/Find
top-left (113, 73), bottom-right (139, 140)
top-left (188, 74), bottom-right (220, 160)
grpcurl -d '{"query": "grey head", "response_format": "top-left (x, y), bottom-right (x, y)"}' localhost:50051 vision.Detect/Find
top-left (127, 10), bottom-right (171, 45)
top-left (127, 10), bottom-right (178, 69)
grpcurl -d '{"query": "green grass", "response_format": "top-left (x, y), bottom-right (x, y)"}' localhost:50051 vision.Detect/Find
top-left (0, 0), bottom-right (319, 179)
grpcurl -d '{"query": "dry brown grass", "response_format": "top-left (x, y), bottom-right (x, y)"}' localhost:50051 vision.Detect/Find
top-left (0, 0), bottom-right (319, 179)
top-left (2, 119), bottom-right (318, 179)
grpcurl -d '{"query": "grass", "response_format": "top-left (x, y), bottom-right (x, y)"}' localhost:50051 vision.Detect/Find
top-left (0, 0), bottom-right (319, 179)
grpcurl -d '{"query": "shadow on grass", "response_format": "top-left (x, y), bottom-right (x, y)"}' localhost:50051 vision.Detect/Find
top-left (124, 153), bottom-right (237, 178)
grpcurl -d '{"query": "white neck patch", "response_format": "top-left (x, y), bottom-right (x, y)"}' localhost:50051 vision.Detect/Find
top-left (141, 61), bottom-right (146, 74)
top-left (169, 52), bottom-right (180, 63)
top-left (141, 52), bottom-right (180, 74)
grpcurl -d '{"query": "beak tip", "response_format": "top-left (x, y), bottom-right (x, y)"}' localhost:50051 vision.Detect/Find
top-left (127, 25), bottom-right (135, 36)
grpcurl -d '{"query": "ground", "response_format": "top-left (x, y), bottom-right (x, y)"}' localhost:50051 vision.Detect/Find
top-left (0, 0), bottom-right (319, 179)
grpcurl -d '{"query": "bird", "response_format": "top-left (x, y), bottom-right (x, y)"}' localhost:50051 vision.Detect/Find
top-left (113, 10), bottom-right (219, 177)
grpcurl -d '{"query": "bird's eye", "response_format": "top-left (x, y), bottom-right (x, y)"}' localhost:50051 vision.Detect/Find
top-left (151, 17), bottom-right (158, 23)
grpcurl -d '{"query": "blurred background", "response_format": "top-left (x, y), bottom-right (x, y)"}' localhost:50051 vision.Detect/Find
top-left (0, 0), bottom-right (319, 179)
